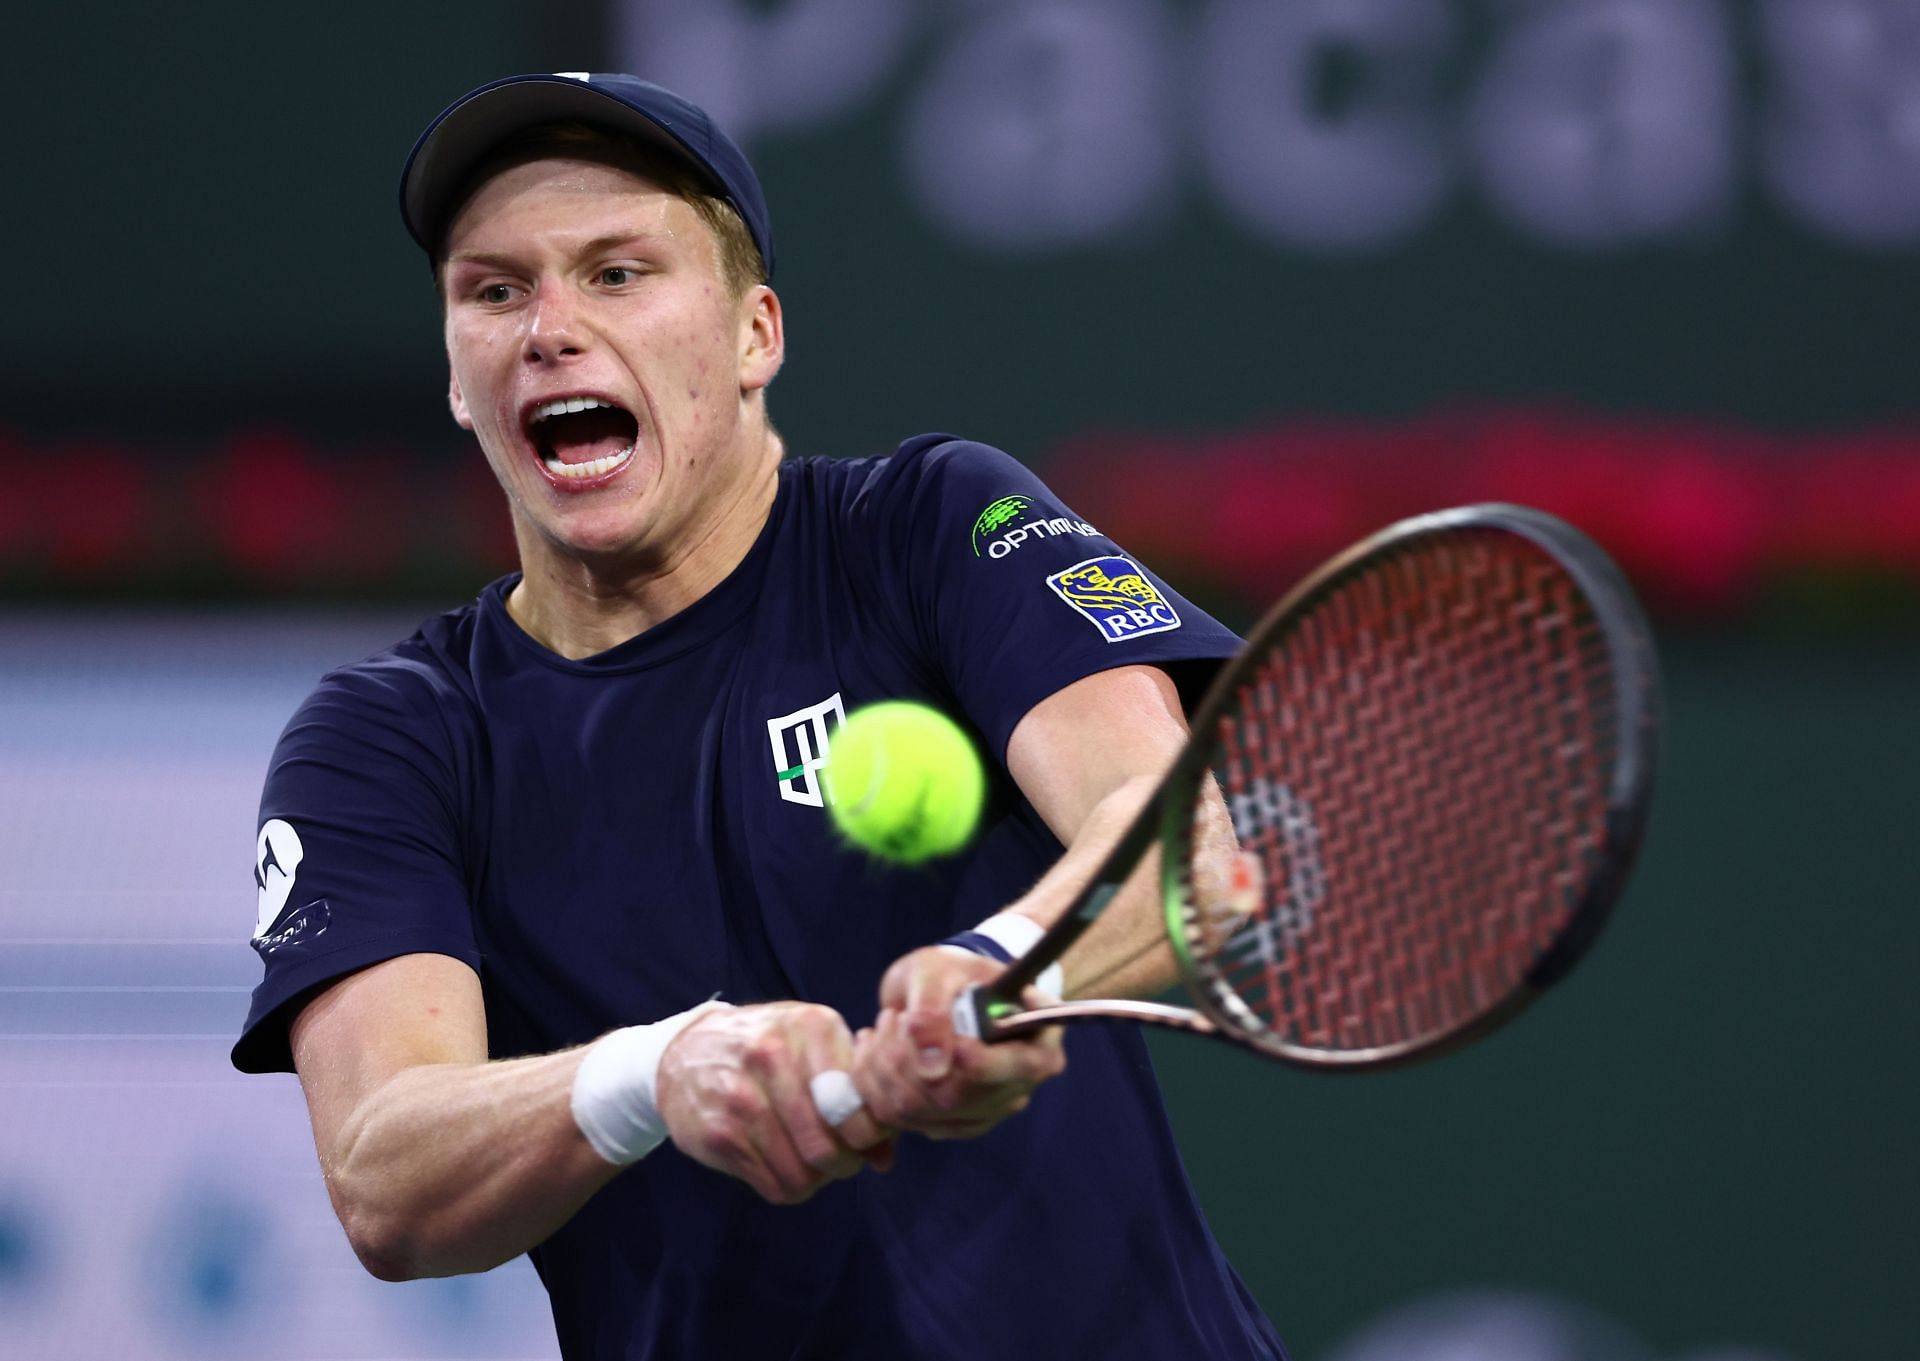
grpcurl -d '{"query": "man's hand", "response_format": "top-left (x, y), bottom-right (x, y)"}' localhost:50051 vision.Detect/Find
top-left (853, 946), bottom-right (1066, 1140)
top-left (656, 1001), bottom-right (893, 1204)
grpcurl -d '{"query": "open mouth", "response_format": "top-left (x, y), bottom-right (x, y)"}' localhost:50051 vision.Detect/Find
top-left (526, 396), bottom-right (640, 482)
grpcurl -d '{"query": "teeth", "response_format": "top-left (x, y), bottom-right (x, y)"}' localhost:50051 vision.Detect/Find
top-left (531, 395), bottom-right (614, 424)
top-left (542, 446), bottom-right (634, 480)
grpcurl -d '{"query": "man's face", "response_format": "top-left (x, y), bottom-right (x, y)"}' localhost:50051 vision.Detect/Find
top-left (440, 156), bottom-right (780, 568)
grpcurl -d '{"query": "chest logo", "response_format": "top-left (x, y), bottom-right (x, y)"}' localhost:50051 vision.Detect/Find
top-left (767, 692), bottom-right (846, 807)
top-left (1046, 556), bottom-right (1182, 643)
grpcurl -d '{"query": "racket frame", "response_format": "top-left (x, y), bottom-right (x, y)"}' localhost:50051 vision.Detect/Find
top-left (955, 503), bottom-right (1659, 1068)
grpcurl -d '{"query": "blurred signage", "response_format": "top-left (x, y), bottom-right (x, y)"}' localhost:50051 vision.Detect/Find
top-left (6, 0), bottom-right (1915, 614)
top-left (5, 411), bottom-right (1918, 625)
top-left (617, 0), bottom-right (1920, 252)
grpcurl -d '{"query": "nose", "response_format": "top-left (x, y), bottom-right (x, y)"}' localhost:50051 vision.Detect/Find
top-left (523, 280), bottom-right (586, 366)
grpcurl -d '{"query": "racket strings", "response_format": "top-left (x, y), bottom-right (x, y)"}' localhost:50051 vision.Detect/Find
top-left (1179, 530), bottom-right (1617, 1059)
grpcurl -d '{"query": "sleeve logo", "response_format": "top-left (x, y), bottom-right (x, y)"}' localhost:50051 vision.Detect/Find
top-left (970, 495), bottom-right (1031, 555)
top-left (970, 492), bottom-right (1100, 559)
top-left (1045, 556), bottom-right (1182, 642)
top-left (253, 818), bottom-right (306, 939)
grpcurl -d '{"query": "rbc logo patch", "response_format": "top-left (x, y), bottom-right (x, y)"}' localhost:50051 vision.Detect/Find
top-left (1046, 556), bottom-right (1182, 643)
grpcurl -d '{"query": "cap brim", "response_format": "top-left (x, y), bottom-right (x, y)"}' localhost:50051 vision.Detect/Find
top-left (400, 76), bottom-right (719, 256)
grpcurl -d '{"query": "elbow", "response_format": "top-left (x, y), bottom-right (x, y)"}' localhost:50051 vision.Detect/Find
top-left (334, 1191), bottom-right (514, 1282)
top-left (355, 1242), bottom-right (420, 1284)
top-left (340, 1204), bottom-right (425, 1282)
top-left (329, 1172), bottom-right (437, 1281)
top-left (325, 1151), bottom-right (455, 1282)
top-left (357, 1249), bottom-right (418, 1285)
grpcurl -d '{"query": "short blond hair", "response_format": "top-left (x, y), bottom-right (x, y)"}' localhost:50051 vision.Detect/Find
top-left (434, 120), bottom-right (767, 299)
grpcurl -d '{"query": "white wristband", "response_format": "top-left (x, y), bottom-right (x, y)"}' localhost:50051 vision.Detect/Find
top-left (570, 1000), bottom-right (731, 1166)
top-left (971, 912), bottom-right (1065, 999)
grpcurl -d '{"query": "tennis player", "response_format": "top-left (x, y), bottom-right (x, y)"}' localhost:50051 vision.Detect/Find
top-left (235, 72), bottom-right (1286, 1360)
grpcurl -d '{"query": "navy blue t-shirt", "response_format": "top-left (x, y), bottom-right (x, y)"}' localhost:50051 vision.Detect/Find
top-left (236, 437), bottom-right (1286, 1361)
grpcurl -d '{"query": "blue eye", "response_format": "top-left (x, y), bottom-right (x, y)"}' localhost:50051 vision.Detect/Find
top-left (600, 267), bottom-right (633, 286)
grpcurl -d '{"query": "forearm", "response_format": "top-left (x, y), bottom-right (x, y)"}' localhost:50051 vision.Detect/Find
top-left (1001, 766), bottom-right (1245, 1001)
top-left (1000, 774), bottom-right (1177, 1000)
top-left (323, 1047), bottom-right (614, 1280)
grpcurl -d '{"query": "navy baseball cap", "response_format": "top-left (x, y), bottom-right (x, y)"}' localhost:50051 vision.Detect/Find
top-left (399, 72), bottom-right (774, 279)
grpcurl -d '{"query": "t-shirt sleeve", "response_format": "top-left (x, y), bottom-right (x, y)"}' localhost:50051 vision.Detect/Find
top-left (856, 436), bottom-right (1243, 762)
top-left (231, 654), bottom-right (480, 1074)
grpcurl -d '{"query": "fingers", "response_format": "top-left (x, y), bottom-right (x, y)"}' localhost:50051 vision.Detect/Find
top-left (790, 1013), bottom-right (891, 1157)
top-left (655, 951), bottom-right (1067, 1204)
top-left (738, 1013), bottom-right (863, 1196)
top-left (947, 1009), bottom-right (1065, 1113)
top-left (854, 1000), bottom-right (1067, 1138)
top-left (714, 1056), bottom-right (819, 1203)
top-left (854, 1010), bottom-right (944, 1128)
top-left (896, 945), bottom-right (1001, 1083)
top-left (656, 1002), bottom-right (895, 1204)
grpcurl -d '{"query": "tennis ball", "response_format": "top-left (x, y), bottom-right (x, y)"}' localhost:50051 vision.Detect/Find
top-left (824, 702), bottom-right (985, 864)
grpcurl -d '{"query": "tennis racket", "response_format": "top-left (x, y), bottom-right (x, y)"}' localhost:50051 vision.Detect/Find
top-left (951, 502), bottom-right (1660, 1070)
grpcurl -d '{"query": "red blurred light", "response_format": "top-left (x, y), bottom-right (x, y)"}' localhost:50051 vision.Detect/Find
top-left (0, 410), bottom-right (1916, 619)
top-left (199, 430), bottom-right (347, 583)
top-left (1044, 408), bottom-right (1920, 615)
top-left (43, 440), bottom-right (151, 574)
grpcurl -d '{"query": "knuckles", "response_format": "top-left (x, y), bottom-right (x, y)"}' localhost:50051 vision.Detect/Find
top-left (707, 1068), bottom-right (767, 1126)
top-left (862, 1090), bottom-right (908, 1128)
top-left (702, 1119), bottom-right (752, 1166)
top-left (739, 1032), bottom-right (789, 1078)
top-left (742, 1002), bottom-right (843, 1076)
top-left (788, 1001), bottom-right (840, 1031)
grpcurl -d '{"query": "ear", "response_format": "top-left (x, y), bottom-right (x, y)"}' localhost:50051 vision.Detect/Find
top-left (738, 285), bottom-right (785, 394)
top-left (448, 365), bottom-right (475, 430)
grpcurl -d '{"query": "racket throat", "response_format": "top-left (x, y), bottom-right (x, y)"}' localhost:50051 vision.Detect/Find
top-left (956, 985), bottom-right (1224, 1043)
top-left (1075, 881), bottom-right (1121, 924)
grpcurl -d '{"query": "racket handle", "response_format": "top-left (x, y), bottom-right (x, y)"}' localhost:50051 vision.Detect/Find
top-left (952, 986), bottom-right (985, 1040)
top-left (952, 969), bottom-right (1063, 1044)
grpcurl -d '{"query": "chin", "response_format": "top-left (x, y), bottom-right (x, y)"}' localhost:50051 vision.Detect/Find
top-left (541, 511), bottom-right (653, 566)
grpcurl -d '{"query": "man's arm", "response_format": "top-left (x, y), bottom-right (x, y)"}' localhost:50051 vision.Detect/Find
top-left (852, 662), bottom-right (1195, 1130)
top-left (291, 954), bottom-right (889, 1281)
top-left (1001, 661), bottom-right (1194, 997)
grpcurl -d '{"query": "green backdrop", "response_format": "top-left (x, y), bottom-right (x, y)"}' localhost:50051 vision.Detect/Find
top-left (1159, 634), bottom-right (1920, 1357)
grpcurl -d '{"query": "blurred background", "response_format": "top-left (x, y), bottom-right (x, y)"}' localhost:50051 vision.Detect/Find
top-left (3, 1), bottom-right (1917, 1357)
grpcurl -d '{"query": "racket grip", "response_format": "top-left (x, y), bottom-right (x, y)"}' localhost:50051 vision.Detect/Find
top-left (952, 971), bottom-right (1062, 1044)
top-left (951, 985), bottom-right (989, 1041)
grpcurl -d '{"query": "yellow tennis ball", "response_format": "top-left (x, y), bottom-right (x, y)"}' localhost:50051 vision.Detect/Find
top-left (824, 702), bottom-right (985, 863)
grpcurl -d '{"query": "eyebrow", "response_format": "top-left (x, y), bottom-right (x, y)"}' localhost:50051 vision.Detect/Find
top-left (445, 229), bottom-right (669, 272)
